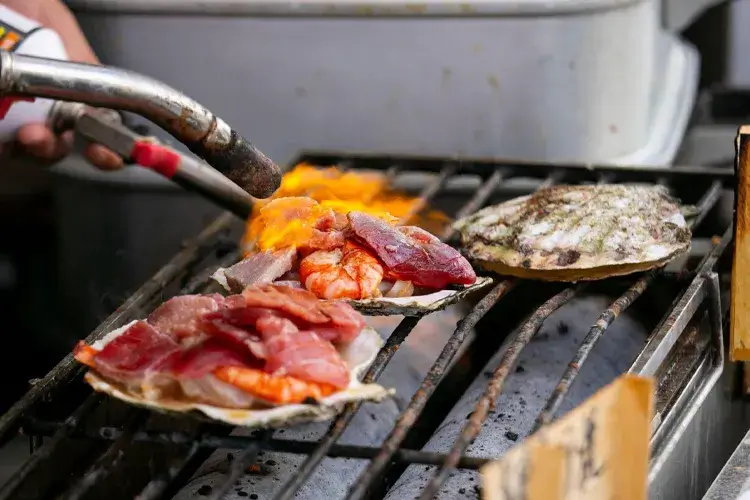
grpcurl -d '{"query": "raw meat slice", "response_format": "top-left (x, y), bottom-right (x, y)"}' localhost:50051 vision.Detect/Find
top-left (220, 248), bottom-right (297, 293)
top-left (147, 294), bottom-right (226, 338)
top-left (264, 329), bottom-right (350, 389)
top-left (239, 285), bottom-right (365, 343)
top-left (200, 314), bottom-right (269, 360)
top-left (203, 304), bottom-right (353, 388)
top-left (347, 211), bottom-right (476, 289)
top-left (88, 321), bottom-right (180, 380)
top-left (155, 338), bottom-right (257, 379)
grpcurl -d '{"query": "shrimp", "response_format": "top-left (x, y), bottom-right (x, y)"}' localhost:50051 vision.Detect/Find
top-left (298, 241), bottom-right (384, 300)
top-left (214, 366), bottom-right (338, 405)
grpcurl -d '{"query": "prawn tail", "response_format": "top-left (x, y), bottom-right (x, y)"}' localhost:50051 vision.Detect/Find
top-left (214, 366), bottom-right (338, 405)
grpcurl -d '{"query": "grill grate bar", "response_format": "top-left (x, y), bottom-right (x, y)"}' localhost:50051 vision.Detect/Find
top-left (136, 440), bottom-right (202, 500)
top-left (64, 411), bottom-right (150, 500)
top-left (272, 316), bottom-right (421, 500)
top-left (401, 163), bottom-right (456, 224)
top-left (347, 281), bottom-right (515, 499)
top-left (22, 420), bottom-right (494, 469)
top-left (532, 275), bottom-right (653, 431)
top-left (687, 181), bottom-right (723, 229)
top-left (205, 430), bottom-right (273, 500)
top-left (417, 286), bottom-right (582, 500)
top-left (440, 170), bottom-right (504, 241)
top-left (384, 165), bottom-right (401, 185)
top-left (0, 394), bottom-right (102, 500)
top-left (295, 152), bottom-right (733, 182)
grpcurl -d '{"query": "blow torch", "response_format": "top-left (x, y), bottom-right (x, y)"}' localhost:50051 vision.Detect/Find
top-left (0, 5), bottom-right (281, 219)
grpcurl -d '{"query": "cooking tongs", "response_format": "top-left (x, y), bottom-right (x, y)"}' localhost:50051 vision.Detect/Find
top-left (0, 52), bottom-right (281, 218)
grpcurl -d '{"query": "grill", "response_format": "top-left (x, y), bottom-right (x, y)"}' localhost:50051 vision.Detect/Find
top-left (0, 154), bottom-right (736, 500)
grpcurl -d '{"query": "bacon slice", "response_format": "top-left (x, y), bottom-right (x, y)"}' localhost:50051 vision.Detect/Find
top-left (347, 211), bottom-right (476, 289)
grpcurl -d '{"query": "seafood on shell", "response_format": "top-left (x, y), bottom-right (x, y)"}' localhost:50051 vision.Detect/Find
top-left (211, 268), bottom-right (494, 317)
top-left (73, 286), bottom-right (393, 428)
top-left (82, 322), bottom-right (390, 428)
top-left (452, 184), bottom-right (692, 281)
top-left (213, 199), bottom-right (486, 316)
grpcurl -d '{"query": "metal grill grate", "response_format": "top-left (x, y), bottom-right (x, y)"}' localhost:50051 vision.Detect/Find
top-left (0, 154), bottom-right (734, 500)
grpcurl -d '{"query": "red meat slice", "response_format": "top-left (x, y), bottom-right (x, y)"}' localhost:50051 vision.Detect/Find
top-left (91, 321), bottom-right (180, 380)
top-left (200, 308), bottom-right (282, 360)
top-left (264, 329), bottom-right (350, 389)
top-left (147, 294), bottom-right (226, 338)
top-left (203, 305), bottom-right (351, 388)
top-left (155, 338), bottom-right (257, 379)
top-left (77, 284), bottom-right (366, 398)
top-left (347, 211), bottom-right (476, 289)
top-left (238, 285), bottom-right (365, 343)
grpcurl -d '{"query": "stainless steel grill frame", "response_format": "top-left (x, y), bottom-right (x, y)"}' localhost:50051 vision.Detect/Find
top-left (0, 153), bottom-right (736, 500)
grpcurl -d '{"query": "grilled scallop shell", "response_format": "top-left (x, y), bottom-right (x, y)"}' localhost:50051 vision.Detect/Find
top-left (211, 269), bottom-right (494, 317)
top-left (83, 321), bottom-right (392, 428)
top-left (452, 184), bottom-right (692, 282)
top-left (346, 276), bottom-right (493, 316)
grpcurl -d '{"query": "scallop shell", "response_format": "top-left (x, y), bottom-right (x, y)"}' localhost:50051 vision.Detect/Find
top-left (211, 271), bottom-right (494, 317)
top-left (347, 276), bottom-right (494, 316)
top-left (82, 322), bottom-right (393, 428)
top-left (453, 184), bottom-right (692, 282)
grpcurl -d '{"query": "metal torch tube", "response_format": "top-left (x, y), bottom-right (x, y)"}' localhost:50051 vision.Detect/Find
top-left (0, 51), bottom-right (281, 199)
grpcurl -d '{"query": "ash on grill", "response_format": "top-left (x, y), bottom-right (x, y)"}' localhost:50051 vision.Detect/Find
top-left (0, 154), bottom-right (733, 500)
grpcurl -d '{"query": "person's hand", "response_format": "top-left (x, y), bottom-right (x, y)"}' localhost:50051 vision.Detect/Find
top-left (1, 0), bottom-right (123, 170)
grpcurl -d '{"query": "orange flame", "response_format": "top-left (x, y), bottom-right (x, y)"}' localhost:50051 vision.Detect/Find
top-left (243, 163), bottom-right (448, 254)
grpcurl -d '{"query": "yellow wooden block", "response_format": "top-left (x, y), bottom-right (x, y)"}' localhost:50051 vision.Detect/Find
top-left (731, 125), bottom-right (750, 362)
top-left (481, 374), bottom-right (654, 500)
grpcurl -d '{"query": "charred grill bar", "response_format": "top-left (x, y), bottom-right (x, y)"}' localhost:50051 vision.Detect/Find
top-left (0, 154), bottom-right (734, 500)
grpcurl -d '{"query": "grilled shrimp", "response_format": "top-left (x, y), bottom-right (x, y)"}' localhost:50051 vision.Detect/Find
top-left (298, 241), bottom-right (384, 300)
top-left (214, 366), bottom-right (337, 404)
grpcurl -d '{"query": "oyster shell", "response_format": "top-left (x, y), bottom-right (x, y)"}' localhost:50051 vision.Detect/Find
top-left (82, 322), bottom-right (392, 428)
top-left (452, 184), bottom-right (691, 282)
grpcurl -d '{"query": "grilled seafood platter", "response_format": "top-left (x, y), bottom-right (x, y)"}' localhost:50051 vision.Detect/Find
top-left (73, 284), bottom-right (392, 428)
top-left (452, 184), bottom-right (691, 282)
top-left (211, 197), bottom-right (492, 316)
